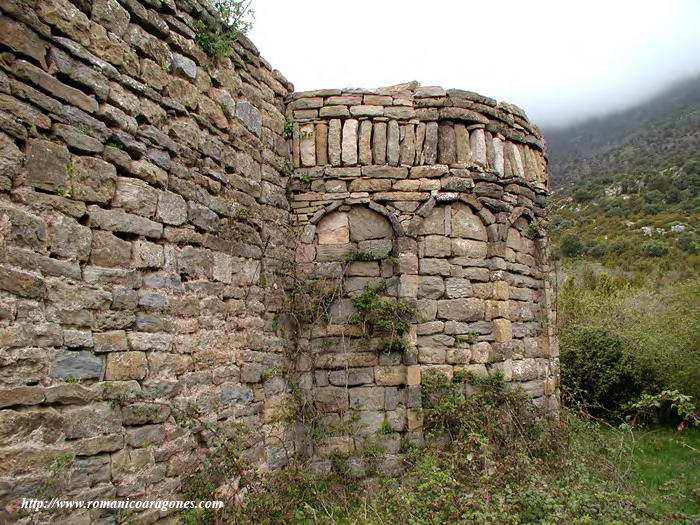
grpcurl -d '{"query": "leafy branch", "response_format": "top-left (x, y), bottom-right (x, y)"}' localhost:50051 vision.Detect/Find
top-left (195, 0), bottom-right (254, 59)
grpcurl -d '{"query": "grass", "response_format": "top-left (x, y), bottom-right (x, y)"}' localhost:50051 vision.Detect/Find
top-left (624, 427), bottom-right (700, 517)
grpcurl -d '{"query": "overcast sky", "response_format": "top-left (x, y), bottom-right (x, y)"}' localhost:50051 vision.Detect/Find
top-left (249, 0), bottom-right (700, 129)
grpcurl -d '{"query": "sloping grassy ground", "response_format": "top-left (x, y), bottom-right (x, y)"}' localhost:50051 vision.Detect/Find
top-left (624, 427), bottom-right (700, 517)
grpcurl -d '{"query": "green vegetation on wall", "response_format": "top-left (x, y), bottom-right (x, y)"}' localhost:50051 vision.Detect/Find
top-left (195, 0), bottom-right (254, 59)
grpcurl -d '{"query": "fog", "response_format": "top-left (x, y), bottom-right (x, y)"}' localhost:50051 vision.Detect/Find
top-left (249, 0), bottom-right (700, 128)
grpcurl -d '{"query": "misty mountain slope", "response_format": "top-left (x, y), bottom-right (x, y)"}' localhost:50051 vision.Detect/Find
top-left (543, 75), bottom-right (700, 278)
top-left (546, 75), bottom-right (700, 190)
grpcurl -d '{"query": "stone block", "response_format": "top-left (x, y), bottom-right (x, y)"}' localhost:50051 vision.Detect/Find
top-left (51, 351), bottom-right (103, 380)
top-left (316, 386), bottom-right (349, 412)
top-left (372, 121), bottom-right (387, 164)
top-left (350, 105), bottom-right (383, 117)
top-left (437, 298), bottom-right (485, 321)
top-left (112, 177), bottom-right (158, 217)
top-left (315, 243), bottom-right (352, 262)
top-left (423, 235), bottom-right (451, 257)
top-left (446, 348), bottom-right (470, 364)
top-left (221, 384), bottom-right (253, 406)
top-left (444, 278), bottom-right (471, 299)
top-left (375, 366), bottom-right (406, 386)
top-left (128, 160), bottom-right (167, 188)
top-left (419, 258), bottom-right (451, 276)
top-left (407, 408), bottom-right (423, 431)
top-left (416, 299), bottom-right (438, 322)
top-left (397, 253), bottom-right (418, 274)
top-left (358, 120), bottom-right (373, 165)
top-left (235, 101), bottom-right (262, 135)
top-left (90, 231), bottom-right (131, 267)
top-left (71, 156), bottom-right (117, 204)
top-left (94, 331), bottom-right (128, 353)
top-left (349, 386), bottom-right (384, 411)
top-left (0, 16), bottom-right (48, 68)
top-left (317, 211), bottom-right (349, 244)
top-left (384, 387), bottom-right (401, 411)
top-left (63, 330), bottom-right (93, 348)
top-left (452, 239), bottom-right (487, 258)
top-left (418, 347), bottom-right (446, 364)
top-left (346, 261), bottom-right (380, 277)
top-left (486, 300), bottom-right (510, 321)
top-left (422, 365), bottom-right (454, 382)
top-left (53, 124), bottom-right (103, 154)
top-left (91, 0), bottom-right (130, 36)
top-left (0, 386), bottom-right (44, 409)
top-left (0, 265), bottom-right (46, 299)
top-left (398, 274), bottom-right (419, 298)
top-left (25, 139), bottom-right (70, 192)
top-left (317, 437), bottom-right (354, 457)
top-left (438, 122), bottom-right (456, 164)
top-left (326, 95), bottom-right (362, 105)
top-left (315, 351), bottom-right (377, 369)
top-left (387, 120), bottom-right (400, 166)
top-left (348, 206), bottom-right (393, 241)
top-left (63, 402), bottom-right (122, 439)
top-left (299, 123), bottom-right (316, 167)
top-left (47, 214), bottom-right (91, 261)
top-left (471, 341), bottom-right (492, 364)
top-left (44, 383), bottom-right (99, 404)
top-left (406, 365), bottom-right (421, 386)
top-left (320, 105), bottom-right (349, 118)
top-left (341, 119), bottom-right (359, 165)
top-left (400, 124), bottom-right (416, 165)
top-left (494, 280), bottom-right (510, 300)
top-left (127, 424), bottom-right (166, 448)
top-left (105, 351), bottom-right (148, 380)
top-left (358, 239), bottom-right (392, 259)
top-left (493, 319), bottom-right (513, 342)
top-left (417, 321), bottom-right (444, 335)
top-left (329, 368), bottom-right (373, 386)
top-left (88, 205), bottom-right (163, 238)
top-left (132, 240), bottom-right (164, 268)
top-left (212, 252), bottom-right (233, 283)
top-left (14, 57), bottom-right (98, 112)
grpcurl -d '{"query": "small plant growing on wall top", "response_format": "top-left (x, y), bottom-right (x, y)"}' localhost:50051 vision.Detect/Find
top-left (195, 0), bottom-right (254, 59)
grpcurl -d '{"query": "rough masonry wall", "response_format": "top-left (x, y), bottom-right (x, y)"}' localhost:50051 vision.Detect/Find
top-left (288, 83), bottom-right (558, 473)
top-left (0, 0), bottom-right (294, 521)
top-left (0, 0), bottom-right (558, 519)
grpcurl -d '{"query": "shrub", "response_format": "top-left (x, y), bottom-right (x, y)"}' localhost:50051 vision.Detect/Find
top-left (195, 0), bottom-right (254, 59)
top-left (348, 279), bottom-right (416, 351)
top-left (677, 232), bottom-right (699, 254)
top-left (639, 240), bottom-right (669, 257)
top-left (560, 233), bottom-right (584, 258)
top-left (560, 325), bottom-right (659, 417)
top-left (573, 188), bottom-right (594, 203)
top-left (557, 277), bottom-right (700, 418)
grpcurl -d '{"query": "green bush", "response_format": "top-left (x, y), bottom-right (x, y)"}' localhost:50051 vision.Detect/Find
top-left (560, 325), bottom-right (659, 417)
top-left (677, 232), bottom-right (699, 254)
top-left (557, 275), bottom-right (700, 417)
top-left (639, 240), bottom-right (669, 257)
top-left (560, 233), bottom-right (584, 258)
top-left (195, 0), bottom-right (254, 59)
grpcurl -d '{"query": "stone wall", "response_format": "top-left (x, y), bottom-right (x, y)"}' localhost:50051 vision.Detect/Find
top-left (288, 83), bottom-right (558, 473)
top-left (0, 0), bottom-right (557, 521)
top-left (0, 0), bottom-right (295, 522)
